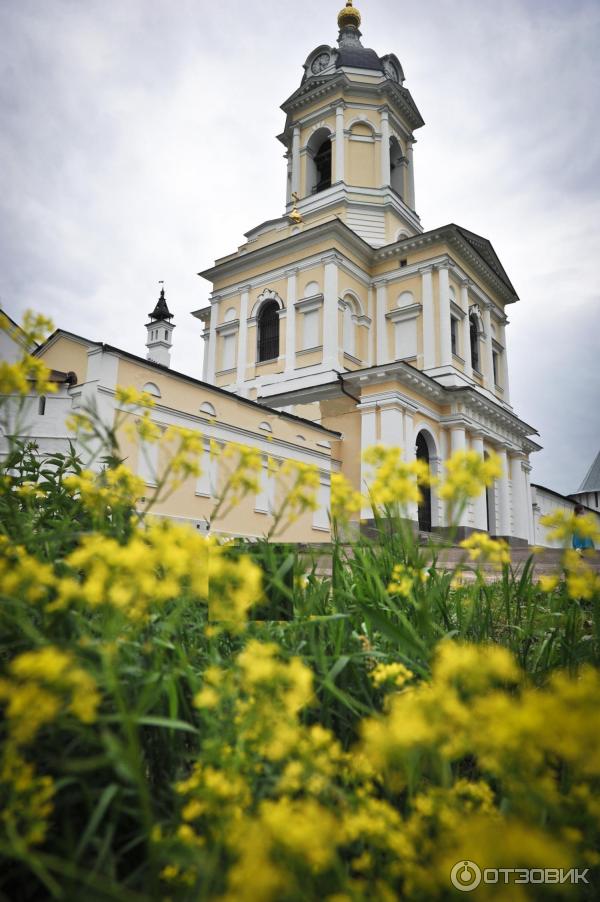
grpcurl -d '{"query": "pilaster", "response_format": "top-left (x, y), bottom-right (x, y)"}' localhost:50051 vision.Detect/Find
top-left (380, 109), bottom-right (391, 187)
top-left (284, 270), bottom-right (298, 374)
top-left (438, 262), bottom-right (452, 369)
top-left (236, 288), bottom-right (250, 388)
top-left (406, 140), bottom-right (416, 210)
top-left (335, 105), bottom-right (345, 183)
top-left (510, 452), bottom-right (529, 542)
top-left (375, 280), bottom-right (388, 365)
top-left (482, 303), bottom-right (494, 391)
top-left (291, 126), bottom-right (301, 198)
top-left (323, 255), bottom-right (340, 370)
top-left (496, 446), bottom-right (511, 537)
top-left (207, 297), bottom-right (219, 383)
top-left (420, 265), bottom-right (435, 370)
top-left (460, 279), bottom-right (472, 379)
top-left (470, 432), bottom-right (488, 531)
top-left (359, 400), bottom-right (378, 517)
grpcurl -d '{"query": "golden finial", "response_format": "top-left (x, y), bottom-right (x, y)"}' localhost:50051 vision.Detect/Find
top-left (289, 192), bottom-right (304, 225)
top-left (338, 0), bottom-right (361, 30)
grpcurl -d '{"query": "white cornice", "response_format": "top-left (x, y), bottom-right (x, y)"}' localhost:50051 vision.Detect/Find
top-left (295, 294), bottom-right (324, 313)
top-left (386, 303), bottom-right (422, 323)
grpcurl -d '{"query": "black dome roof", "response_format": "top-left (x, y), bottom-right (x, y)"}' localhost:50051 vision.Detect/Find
top-left (335, 44), bottom-right (382, 71)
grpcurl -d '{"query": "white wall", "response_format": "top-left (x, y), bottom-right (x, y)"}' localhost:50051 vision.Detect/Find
top-left (532, 484), bottom-right (600, 548)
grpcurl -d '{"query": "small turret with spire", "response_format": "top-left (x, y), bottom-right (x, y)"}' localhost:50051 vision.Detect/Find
top-left (145, 282), bottom-right (175, 367)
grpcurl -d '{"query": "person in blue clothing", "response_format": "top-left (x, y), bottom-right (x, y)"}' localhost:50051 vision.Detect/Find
top-left (572, 504), bottom-right (595, 552)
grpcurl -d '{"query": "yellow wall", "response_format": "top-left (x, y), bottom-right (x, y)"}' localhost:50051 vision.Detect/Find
top-left (39, 335), bottom-right (92, 383)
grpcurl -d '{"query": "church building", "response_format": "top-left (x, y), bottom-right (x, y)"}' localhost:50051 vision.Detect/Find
top-left (12, 1), bottom-right (592, 546)
top-left (194, 0), bottom-right (541, 543)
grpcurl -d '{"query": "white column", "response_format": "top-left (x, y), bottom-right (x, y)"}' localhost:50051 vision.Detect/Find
top-left (380, 109), bottom-right (391, 187)
top-left (202, 334), bottom-right (209, 381)
top-left (375, 280), bottom-right (388, 365)
top-left (523, 459), bottom-right (534, 544)
top-left (380, 400), bottom-right (403, 445)
top-left (510, 453), bottom-right (528, 541)
top-left (323, 257), bottom-right (339, 370)
top-left (403, 410), bottom-right (417, 522)
top-left (450, 424), bottom-right (469, 528)
top-left (496, 447), bottom-right (511, 537)
top-left (438, 263), bottom-right (452, 368)
top-left (335, 105), bottom-right (345, 183)
top-left (285, 153), bottom-right (292, 206)
top-left (499, 321), bottom-right (511, 404)
top-left (421, 266), bottom-right (435, 369)
top-left (482, 303), bottom-right (494, 391)
top-left (236, 288), bottom-right (249, 387)
top-left (207, 298), bottom-right (218, 382)
top-left (291, 126), bottom-right (301, 198)
top-left (460, 281), bottom-right (472, 379)
top-left (367, 285), bottom-right (374, 367)
top-left (470, 432), bottom-right (488, 531)
top-left (284, 270), bottom-right (297, 374)
top-left (403, 411), bottom-right (415, 462)
top-left (406, 140), bottom-right (416, 210)
top-left (360, 402), bottom-right (378, 517)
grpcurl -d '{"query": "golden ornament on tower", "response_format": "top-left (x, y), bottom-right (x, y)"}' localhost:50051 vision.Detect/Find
top-left (337, 0), bottom-right (361, 30)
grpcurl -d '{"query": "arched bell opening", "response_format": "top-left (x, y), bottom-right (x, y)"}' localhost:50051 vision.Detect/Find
top-left (306, 127), bottom-right (333, 195)
top-left (389, 136), bottom-right (404, 198)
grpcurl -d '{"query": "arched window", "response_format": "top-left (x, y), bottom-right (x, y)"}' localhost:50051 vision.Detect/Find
top-left (469, 310), bottom-right (480, 372)
top-left (343, 302), bottom-right (355, 357)
top-left (257, 301), bottom-right (280, 362)
top-left (313, 137), bottom-right (332, 192)
top-left (142, 382), bottom-right (161, 398)
top-left (307, 128), bottom-right (333, 195)
top-left (390, 136), bottom-right (404, 197)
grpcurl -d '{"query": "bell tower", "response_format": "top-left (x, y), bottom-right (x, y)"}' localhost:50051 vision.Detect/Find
top-left (279, 0), bottom-right (424, 246)
top-left (146, 285), bottom-right (175, 368)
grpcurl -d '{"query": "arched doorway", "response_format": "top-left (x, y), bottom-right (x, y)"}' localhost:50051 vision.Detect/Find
top-left (416, 432), bottom-right (432, 533)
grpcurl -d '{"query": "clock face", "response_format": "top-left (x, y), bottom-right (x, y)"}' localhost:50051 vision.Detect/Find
top-left (383, 60), bottom-right (398, 82)
top-left (311, 52), bottom-right (331, 74)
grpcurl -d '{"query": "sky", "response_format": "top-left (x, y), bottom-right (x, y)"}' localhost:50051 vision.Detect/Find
top-left (1, 0), bottom-right (599, 494)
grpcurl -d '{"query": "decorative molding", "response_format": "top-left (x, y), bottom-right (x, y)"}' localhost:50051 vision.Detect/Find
top-left (251, 288), bottom-right (285, 317)
top-left (215, 320), bottom-right (239, 337)
top-left (386, 303), bottom-right (421, 323)
top-left (295, 294), bottom-right (324, 314)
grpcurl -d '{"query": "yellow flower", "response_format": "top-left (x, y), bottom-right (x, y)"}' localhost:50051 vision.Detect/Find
top-left (541, 510), bottom-right (600, 545)
top-left (370, 662), bottom-right (414, 689)
top-left (562, 550), bottom-right (600, 600)
top-left (330, 472), bottom-right (363, 521)
top-left (388, 562), bottom-right (429, 597)
top-left (363, 445), bottom-right (428, 508)
top-left (439, 449), bottom-right (502, 505)
top-left (539, 574), bottom-right (560, 593)
top-left (459, 532), bottom-right (511, 567)
top-left (115, 385), bottom-right (156, 408)
top-left (194, 687), bottom-right (219, 708)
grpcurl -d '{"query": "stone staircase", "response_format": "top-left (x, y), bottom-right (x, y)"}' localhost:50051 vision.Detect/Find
top-left (301, 543), bottom-right (600, 582)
